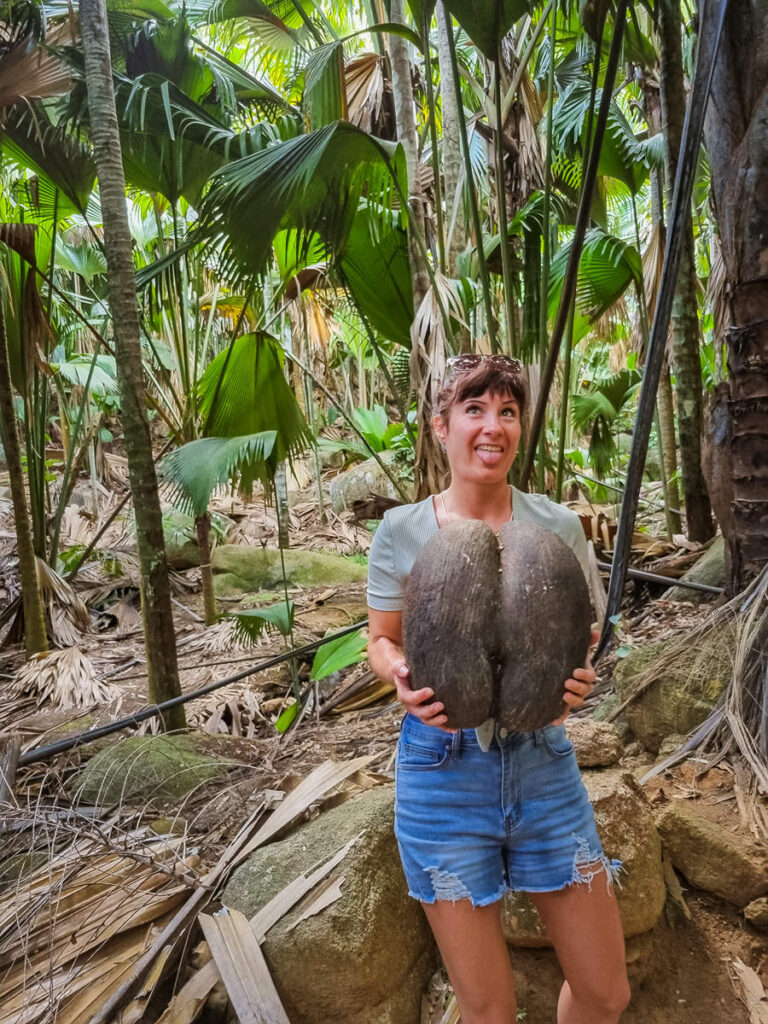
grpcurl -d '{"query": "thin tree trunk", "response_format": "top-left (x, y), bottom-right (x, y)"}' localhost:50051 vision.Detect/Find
top-left (274, 461), bottom-right (290, 549)
top-left (436, 2), bottom-right (466, 275)
top-left (704, 0), bottom-right (768, 590)
top-left (390, 0), bottom-right (445, 498)
top-left (80, 0), bottom-right (184, 729)
top-left (657, 360), bottom-right (683, 532)
top-left (195, 513), bottom-right (217, 627)
top-left (658, 0), bottom-right (714, 542)
top-left (0, 298), bottom-right (48, 656)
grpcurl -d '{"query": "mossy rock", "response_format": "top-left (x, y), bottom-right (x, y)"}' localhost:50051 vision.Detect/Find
top-left (212, 545), bottom-right (367, 596)
top-left (665, 536), bottom-right (725, 603)
top-left (222, 785), bottom-right (436, 1024)
top-left (612, 623), bottom-right (735, 753)
top-left (68, 734), bottom-right (234, 805)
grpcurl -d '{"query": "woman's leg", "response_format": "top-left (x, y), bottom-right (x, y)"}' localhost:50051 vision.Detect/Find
top-left (531, 866), bottom-right (630, 1024)
top-left (423, 899), bottom-right (517, 1024)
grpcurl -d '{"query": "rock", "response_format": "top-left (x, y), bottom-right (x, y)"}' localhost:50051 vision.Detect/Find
top-left (163, 509), bottom-right (236, 570)
top-left (221, 785), bottom-right (437, 1024)
top-left (612, 625), bottom-right (735, 753)
top-left (212, 545), bottom-right (367, 596)
top-left (657, 734), bottom-right (689, 757)
top-left (666, 537), bottom-right (725, 603)
top-left (502, 770), bottom-right (665, 946)
top-left (591, 692), bottom-right (633, 742)
top-left (745, 897), bottom-right (768, 929)
top-left (565, 718), bottom-right (622, 767)
top-left (657, 801), bottom-right (768, 907)
top-left (69, 734), bottom-right (233, 805)
top-left (328, 451), bottom-right (412, 514)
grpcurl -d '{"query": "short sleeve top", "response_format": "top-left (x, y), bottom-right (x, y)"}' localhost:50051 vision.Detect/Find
top-left (366, 487), bottom-right (589, 751)
top-left (367, 486), bottom-right (589, 612)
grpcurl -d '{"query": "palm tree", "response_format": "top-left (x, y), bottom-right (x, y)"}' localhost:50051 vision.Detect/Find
top-left (79, 0), bottom-right (184, 728)
top-left (705, 0), bottom-right (768, 589)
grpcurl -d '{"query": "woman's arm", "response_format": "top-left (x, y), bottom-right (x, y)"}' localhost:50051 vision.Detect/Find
top-left (368, 607), bottom-right (452, 728)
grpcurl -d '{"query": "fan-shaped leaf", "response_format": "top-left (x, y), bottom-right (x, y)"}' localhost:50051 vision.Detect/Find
top-left (310, 628), bottom-right (367, 681)
top-left (198, 332), bottom-right (312, 467)
top-left (159, 431), bottom-right (278, 515)
top-left (200, 121), bottom-right (404, 279)
top-left (442, 0), bottom-right (535, 59)
top-left (233, 600), bottom-right (295, 643)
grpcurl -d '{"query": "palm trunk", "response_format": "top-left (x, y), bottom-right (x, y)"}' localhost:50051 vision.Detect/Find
top-left (436, 2), bottom-right (466, 276)
top-left (195, 513), bottom-right (217, 626)
top-left (390, 0), bottom-right (446, 498)
top-left (704, 0), bottom-right (768, 590)
top-left (658, 0), bottom-right (714, 542)
top-left (80, 0), bottom-right (184, 730)
top-left (0, 297), bottom-right (48, 656)
top-left (657, 361), bottom-right (683, 532)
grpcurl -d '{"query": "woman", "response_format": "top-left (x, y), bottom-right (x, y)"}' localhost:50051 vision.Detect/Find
top-left (367, 355), bottom-right (630, 1024)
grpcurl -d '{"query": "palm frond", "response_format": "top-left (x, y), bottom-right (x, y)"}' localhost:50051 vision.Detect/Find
top-left (549, 227), bottom-right (641, 338)
top-left (304, 41), bottom-right (346, 128)
top-left (442, 0), bottom-right (534, 59)
top-left (199, 120), bottom-right (404, 280)
top-left (231, 600), bottom-right (295, 644)
top-left (159, 431), bottom-right (278, 515)
top-left (197, 331), bottom-right (312, 462)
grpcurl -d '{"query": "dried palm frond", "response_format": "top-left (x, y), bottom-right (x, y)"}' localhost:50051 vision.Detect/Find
top-left (10, 647), bottom-right (119, 709)
top-left (345, 53), bottom-right (385, 134)
top-left (639, 566), bottom-right (768, 807)
top-left (36, 557), bottom-right (91, 646)
top-left (705, 233), bottom-right (728, 343)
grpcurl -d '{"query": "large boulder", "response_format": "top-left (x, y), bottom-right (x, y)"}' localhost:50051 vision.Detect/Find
top-left (221, 785), bottom-right (436, 1024)
top-left (565, 718), bottom-right (623, 767)
top-left (328, 452), bottom-right (412, 514)
top-left (212, 545), bottom-right (367, 597)
top-left (657, 801), bottom-right (768, 907)
top-left (69, 734), bottom-right (233, 805)
top-left (501, 770), bottom-right (665, 947)
top-left (612, 625), bottom-right (735, 753)
top-left (665, 537), bottom-right (725, 603)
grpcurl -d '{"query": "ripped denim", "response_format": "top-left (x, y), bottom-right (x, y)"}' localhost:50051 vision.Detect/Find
top-left (394, 715), bottom-right (622, 907)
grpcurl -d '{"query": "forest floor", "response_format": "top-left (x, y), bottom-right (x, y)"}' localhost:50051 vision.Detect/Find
top-left (1, 480), bottom-right (766, 1023)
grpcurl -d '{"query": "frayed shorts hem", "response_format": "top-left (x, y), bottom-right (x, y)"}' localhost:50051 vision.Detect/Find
top-left (406, 857), bottom-right (623, 908)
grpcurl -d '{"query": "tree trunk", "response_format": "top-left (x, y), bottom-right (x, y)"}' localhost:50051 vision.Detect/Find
top-left (195, 513), bottom-right (217, 627)
top-left (658, 0), bottom-right (714, 543)
top-left (436, 1), bottom-right (466, 275)
top-left (80, 0), bottom-right (184, 729)
top-left (0, 297), bottom-right (48, 656)
top-left (390, 0), bottom-right (445, 498)
top-left (657, 360), bottom-right (683, 532)
top-left (704, 0), bottom-right (768, 589)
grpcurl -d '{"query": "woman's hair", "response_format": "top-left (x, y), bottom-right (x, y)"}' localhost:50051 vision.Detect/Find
top-left (435, 359), bottom-right (527, 422)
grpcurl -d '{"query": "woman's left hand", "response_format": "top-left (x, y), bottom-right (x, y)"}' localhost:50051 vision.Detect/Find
top-left (551, 630), bottom-right (599, 726)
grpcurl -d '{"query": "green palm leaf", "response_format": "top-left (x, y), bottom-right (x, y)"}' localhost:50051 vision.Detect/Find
top-left (232, 600), bottom-right (295, 643)
top-left (199, 121), bottom-right (404, 279)
top-left (548, 228), bottom-right (641, 339)
top-left (442, 0), bottom-right (534, 59)
top-left (310, 628), bottom-right (367, 681)
top-left (159, 431), bottom-right (278, 515)
top-left (198, 332), bottom-right (312, 466)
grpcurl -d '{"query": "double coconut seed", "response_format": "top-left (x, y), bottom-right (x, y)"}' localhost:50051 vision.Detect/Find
top-left (403, 520), bottom-right (591, 731)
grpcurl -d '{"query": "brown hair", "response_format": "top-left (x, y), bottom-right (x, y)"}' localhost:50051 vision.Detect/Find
top-left (435, 359), bottom-right (527, 423)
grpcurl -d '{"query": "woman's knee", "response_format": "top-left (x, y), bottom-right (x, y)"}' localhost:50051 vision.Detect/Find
top-left (569, 974), bottom-right (631, 1017)
top-left (456, 992), bottom-right (517, 1024)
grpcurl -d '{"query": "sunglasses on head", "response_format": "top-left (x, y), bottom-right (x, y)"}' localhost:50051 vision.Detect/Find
top-left (445, 354), bottom-right (524, 377)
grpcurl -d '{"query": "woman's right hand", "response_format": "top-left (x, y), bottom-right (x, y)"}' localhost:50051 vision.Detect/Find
top-left (392, 659), bottom-right (454, 730)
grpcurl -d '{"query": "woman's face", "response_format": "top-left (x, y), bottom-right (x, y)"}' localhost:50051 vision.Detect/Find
top-left (435, 389), bottom-right (522, 485)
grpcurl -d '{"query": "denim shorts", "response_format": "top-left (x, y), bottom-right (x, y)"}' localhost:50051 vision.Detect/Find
top-left (394, 713), bottom-right (621, 907)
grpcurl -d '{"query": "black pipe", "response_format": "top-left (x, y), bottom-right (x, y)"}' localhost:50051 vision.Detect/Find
top-left (19, 620), bottom-right (368, 767)
top-left (596, 561), bottom-right (723, 595)
top-left (595, 0), bottom-right (730, 662)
